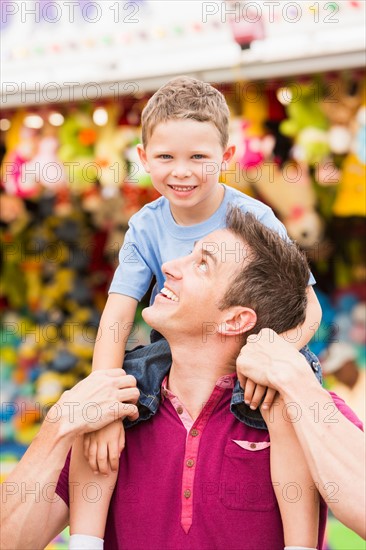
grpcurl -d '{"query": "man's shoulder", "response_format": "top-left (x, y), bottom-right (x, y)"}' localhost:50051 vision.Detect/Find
top-left (329, 390), bottom-right (364, 431)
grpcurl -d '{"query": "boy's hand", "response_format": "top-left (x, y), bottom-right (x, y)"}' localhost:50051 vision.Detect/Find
top-left (84, 420), bottom-right (125, 475)
top-left (239, 376), bottom-right (277, 411)
top-left (236, 329), bottom-right (278, 410)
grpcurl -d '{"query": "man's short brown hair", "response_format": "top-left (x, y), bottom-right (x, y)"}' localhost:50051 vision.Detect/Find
top-left (220, 207), bottom-right (310, 336)
top-left (141, 76), bottom-right (230, 149)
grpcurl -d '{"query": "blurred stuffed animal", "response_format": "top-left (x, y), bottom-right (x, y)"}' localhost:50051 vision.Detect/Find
top-left (2, 125), bottom-right (40, 198)
top-left (94, 105), bottom-right (135, 190)
top-left (239, 84), bottom-right (270, 170)
top-left (333, 105), bottom-right (366, 217)
top-left (58, 109), bottom-right (98, 192)
top-left (322, 301), bottom-right (366, 423)
top-left (249, 161), bottom-right (325, 249)
top-left (24, 135), bottom-right (66, 193)
top-left (320, 78), bottom-right (362, 156)
top-left (280, 82), bottom-right (330, 166)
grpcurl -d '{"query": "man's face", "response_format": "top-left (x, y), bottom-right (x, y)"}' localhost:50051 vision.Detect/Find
top-left (142, 229), bottom-right (248, 339)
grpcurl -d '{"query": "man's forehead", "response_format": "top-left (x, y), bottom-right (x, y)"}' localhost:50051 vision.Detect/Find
top-left (194, 230), bottom-right (248, 265)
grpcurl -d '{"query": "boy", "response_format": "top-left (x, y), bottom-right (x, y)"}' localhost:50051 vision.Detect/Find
top-left (69, 77), bottom-right (322, 549)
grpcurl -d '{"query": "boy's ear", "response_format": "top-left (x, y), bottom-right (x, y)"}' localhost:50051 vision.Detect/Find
top-left (222, 145), bottom-right (236, 164)
top-left (137, 144), bottom-right (150, 172)
top-left (217, 306), bottom-right (257, 336)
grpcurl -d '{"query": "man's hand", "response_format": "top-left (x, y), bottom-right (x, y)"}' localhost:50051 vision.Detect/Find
top-left (84, 420), bottom-right (125, 475)
top-left (45, 369), bottom-right (140, 438)
top-left (236, 328), bottom-right (310, 398)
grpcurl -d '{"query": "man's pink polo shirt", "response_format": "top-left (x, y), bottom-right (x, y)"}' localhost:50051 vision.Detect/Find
top-left (56, 374), bottom-right (362, 550)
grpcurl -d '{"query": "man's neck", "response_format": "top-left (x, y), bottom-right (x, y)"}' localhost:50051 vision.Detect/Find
top-left (166, 338), bottom-right (239, 420)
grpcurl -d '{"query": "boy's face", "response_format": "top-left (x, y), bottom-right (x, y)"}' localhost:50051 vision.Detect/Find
top-left (137, 119), bottom-right (235, 222)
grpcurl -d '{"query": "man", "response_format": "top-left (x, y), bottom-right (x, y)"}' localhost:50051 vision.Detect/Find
top-left (1, 209), bottom-right (363, 549)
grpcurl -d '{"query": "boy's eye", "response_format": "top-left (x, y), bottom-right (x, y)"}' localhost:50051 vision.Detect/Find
top-left (158, 154), bottom-right (172, 159)
top-left (192, 154), bottom-right (205, 159)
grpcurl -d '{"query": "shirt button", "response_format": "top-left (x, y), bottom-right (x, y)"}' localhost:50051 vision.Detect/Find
top-left (190, 429), bottom-right (199, 437)
top-left (250, 443), bottom-right (257, 449)
top-left (186, 459), bottom-right (194, 468)
top-left (184, 489), bottom-right (191, 498)
top-left (176, 406), bottom-right (183, 414)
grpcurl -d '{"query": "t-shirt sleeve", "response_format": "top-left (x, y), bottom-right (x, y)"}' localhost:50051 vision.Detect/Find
top-left (108, 216), bottom-right (154, 301)
top-left (55, 451), bottom-right (71, 507)
top-left (330, 391), bottom-right (364, 431)
top-left (258, 206), bottom-right (316, 286)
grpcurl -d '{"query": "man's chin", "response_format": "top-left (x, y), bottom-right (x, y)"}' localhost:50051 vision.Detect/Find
top-left (142, 304), bottom-right (161, 332)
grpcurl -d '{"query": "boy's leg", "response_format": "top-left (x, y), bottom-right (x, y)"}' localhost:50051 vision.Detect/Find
top-left (69, 436), bottom-right (117, 547)
top-left (262, 398), bottom-right (319, 549)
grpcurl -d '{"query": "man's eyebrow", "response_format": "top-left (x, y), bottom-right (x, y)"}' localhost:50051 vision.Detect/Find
top-left (192, 241), bottom-right (218, 264)
top-left (202, 248), bottom-right (218, 264)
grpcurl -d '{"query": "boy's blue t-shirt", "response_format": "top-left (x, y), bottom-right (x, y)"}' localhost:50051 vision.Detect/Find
top-left (109, 184), bottom-right (315, 300)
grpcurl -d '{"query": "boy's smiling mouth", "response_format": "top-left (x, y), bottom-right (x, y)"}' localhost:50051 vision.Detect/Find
top-left (168, 185), bottom-right (197, 192)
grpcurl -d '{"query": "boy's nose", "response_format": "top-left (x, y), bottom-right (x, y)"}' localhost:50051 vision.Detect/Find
top-left (171, 168), bottom-right (192, 179)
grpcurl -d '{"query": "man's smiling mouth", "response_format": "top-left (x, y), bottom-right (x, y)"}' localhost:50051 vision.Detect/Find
top-left (160, 286), bottom-right (179, 302)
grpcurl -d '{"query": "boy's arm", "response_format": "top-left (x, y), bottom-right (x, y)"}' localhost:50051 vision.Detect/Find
top-left (262, 399), bottom-right (319, 548)
top-left (92, 293), bottom-right (138, 371)
top-left (283, 286), bottom-right (322, 349)
top-left (81, 293), bottom-right (138, 474)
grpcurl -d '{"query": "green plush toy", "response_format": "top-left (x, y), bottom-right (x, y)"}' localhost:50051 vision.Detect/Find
top-left (280, 82), bottom-right (330, 166)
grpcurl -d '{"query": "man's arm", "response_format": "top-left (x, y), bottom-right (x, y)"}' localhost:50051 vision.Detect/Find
top-left (1, 417), bottom-right (72, 550)
top-left (0, 370), bottom-right (139, 549)
top-left (279, 371), bottom-right (365, 539)
top-left (237, 329), bottom-right (365, 539)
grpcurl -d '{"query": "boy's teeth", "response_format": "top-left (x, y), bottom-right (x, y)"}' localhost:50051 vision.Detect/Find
top-left (171, 186), bottom-right (195, 191)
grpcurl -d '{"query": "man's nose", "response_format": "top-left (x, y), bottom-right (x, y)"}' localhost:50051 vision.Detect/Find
top-left (162, 258), bottom-right (183, 280)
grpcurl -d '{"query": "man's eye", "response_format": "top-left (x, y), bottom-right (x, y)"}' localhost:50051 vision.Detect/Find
top-left (197, 260), bottom-right (208, 272)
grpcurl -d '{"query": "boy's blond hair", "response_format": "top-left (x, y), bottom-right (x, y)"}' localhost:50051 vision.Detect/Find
top-left (141, 76), bottom-right (230, 149)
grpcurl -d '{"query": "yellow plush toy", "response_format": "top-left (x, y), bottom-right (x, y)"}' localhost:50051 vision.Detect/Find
top-left (333, 105), bottom-right (366, 217)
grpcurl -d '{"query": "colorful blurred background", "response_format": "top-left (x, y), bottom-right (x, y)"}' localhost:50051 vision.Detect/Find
top-left (1, 1), bottom-right (365, 548)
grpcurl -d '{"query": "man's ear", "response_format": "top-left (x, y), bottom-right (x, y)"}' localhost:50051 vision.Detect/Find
top-left (136, 144), bottom-right (150, 173)
top-left (218, 307), bottom-right (257, 336)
